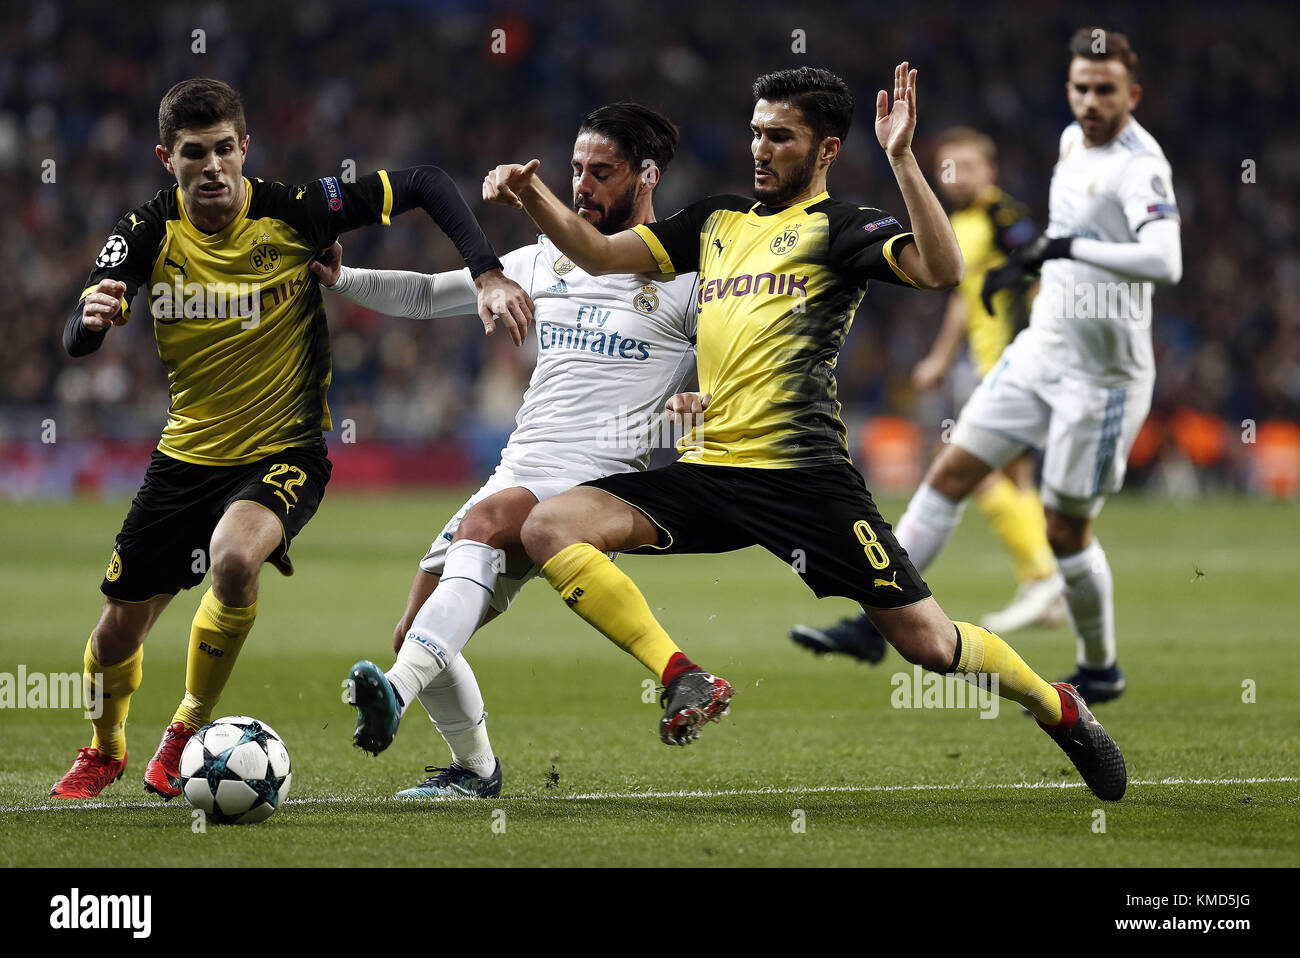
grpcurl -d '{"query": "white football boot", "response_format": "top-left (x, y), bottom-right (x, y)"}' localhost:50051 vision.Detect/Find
top-left (981, 573), bottom-right (1065, 635)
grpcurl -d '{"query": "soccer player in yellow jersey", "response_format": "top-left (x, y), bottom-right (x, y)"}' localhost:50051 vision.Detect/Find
top-left (484, 64), bottom-right (1127, 801)
top-left (49, 78), bottom-right (532, 800)
top-left (790, 128), bottom-right (1061, 660)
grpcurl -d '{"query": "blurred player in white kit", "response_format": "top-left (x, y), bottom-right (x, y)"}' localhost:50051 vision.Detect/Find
top-left (886, 27), bottom-right (1182, 703)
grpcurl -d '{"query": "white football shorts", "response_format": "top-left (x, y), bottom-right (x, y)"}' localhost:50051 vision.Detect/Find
top-left (418, 460), bottom-right (617, 613)
top-left (949, 340), bottom-right (1153, 519)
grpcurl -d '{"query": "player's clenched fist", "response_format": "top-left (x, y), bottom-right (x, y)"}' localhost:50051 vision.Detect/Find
top-left (482, 159), bottom-right (542, 209)
top-left (665, 391), bottom-right (711, 428)
top-left (309, 241), bottom-right (344, 287)
top-left (81, 279), bottom-right (129, 331)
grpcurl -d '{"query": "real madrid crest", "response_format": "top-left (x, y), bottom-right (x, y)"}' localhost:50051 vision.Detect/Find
top-left (554, 255), bottom-right (576, 275)
top-left (633, 284), bottom-right (659, 314)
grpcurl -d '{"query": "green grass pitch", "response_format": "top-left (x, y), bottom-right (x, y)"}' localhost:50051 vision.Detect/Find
top-left (1, 490), bottom-right (1297, 866)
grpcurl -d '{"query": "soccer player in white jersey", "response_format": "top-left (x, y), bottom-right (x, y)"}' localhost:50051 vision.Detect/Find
top-left (318, 103), bottom-right (699, 797)
top-left (884, 28), bottom-right (1182, 704)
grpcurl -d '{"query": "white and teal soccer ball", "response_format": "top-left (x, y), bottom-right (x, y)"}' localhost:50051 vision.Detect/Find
top-left (179, 716), bottom-right (292, 825)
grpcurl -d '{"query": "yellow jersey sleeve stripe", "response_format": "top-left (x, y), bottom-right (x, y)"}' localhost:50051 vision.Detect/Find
top-left (633, 223), bottom-right (675, 274)
top-left (79, 285), bottom-right (131, 320)
top-left (378, 169), bottom-right (393, 226)
top-left (883, 233), bottom-right (920, 287)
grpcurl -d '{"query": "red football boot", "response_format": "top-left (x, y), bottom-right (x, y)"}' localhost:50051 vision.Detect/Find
top-left (50, 747), bottom-right (128, 799)
top-left (143, 721), bottom-right (196, 800)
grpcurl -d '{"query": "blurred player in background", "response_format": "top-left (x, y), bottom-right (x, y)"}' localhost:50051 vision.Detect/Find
top-left (331, 103), bottom-right (699, 798)
top-left (815, 28), bottom-right (1182, 705)
top-left (790, 126), bottom-right (1062, 661)
top-left (490, 64), bottom-right (1128, 802)
top-left (50, 78), bottom-right (531, 800)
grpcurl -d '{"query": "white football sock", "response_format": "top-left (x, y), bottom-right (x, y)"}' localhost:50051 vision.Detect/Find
top-left (894, 482), bottom-right (967, 573)
top-left (386, 539), bottom-right (499, 718)
top-left (1057, 539), bottom-right (1116, 669)
top-left (417, 653), bottom-right (496, 778)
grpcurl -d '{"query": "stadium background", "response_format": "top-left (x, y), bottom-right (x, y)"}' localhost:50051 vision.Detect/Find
top-left (1, 0), bottom-right (1297, 496)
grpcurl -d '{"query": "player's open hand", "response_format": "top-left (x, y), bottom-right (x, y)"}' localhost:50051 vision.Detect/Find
top-left (665, 391), bottom-right (711, 430)
top-left (82, 279), bottom-right (128, 332)
top-left (875, 62), bottom-right (918, 159)
top-left (482, 159), bottom-right (541, 209)
top-left (475, 268), bottom-right (534, 346)
top-left (310, 242), bottom-right (343, 287)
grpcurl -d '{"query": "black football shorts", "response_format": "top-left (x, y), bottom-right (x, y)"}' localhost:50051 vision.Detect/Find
top-left (583, 459), bottom-right (930, 609)
top-left (101, 444), bottom-right (332, 602)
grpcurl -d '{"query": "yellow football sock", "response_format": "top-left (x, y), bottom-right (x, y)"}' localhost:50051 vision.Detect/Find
top-left (84, 638), bottom-right (143, 761)
top-left (171, 588), bottom-right (256, 730)
top-left (953, 621), bottom-right (1062, 724)
top-left (975, 476), bottom-right (1056, 582)
top-left (540, 543), bottom-right (683, 680)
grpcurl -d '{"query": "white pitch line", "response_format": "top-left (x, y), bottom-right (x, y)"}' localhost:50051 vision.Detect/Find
top-left (0, 776), bottom-right (1294, 814)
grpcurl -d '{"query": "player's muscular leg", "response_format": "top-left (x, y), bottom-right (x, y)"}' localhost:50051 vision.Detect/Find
top-left (91, 594), bottom-right (173, 666)
top-left (1044, 508), bottom-right (1092, 556)
top-left (862, 597), bottom-right (957, 671)
top-left (923, 442), bottom-right (996, 502)
top-left (453, 486), bottom-right (539, 563)
top-left (1003, 452), bottom-right (1036, 490)
top-left (521, 487), bottom-right (658, 565)
top-left (392, 569), bottom-right (502, 652)
top-left (389, 488), bottom-right (536, 652)
top-left (209, 501), bottom-right (285, 607)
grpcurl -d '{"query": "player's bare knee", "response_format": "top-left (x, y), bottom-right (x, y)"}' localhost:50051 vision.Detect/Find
top-left (520, 501), bottom-right (579, 564)
top-left (209, 540), bottom-right (263, 602)
top-left (1045, 511), bottom-right (1089, 556)
top-left (457, 509), bottom-right (514, 550)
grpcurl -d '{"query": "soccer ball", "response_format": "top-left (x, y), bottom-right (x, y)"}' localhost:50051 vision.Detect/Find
top-left (179, 716), bottom-right (292, 825)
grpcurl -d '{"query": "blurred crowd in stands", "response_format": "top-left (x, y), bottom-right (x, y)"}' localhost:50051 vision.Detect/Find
top-left (2, 0), bottom-right (1297, 493)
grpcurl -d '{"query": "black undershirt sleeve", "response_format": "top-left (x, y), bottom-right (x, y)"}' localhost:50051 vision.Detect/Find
top-left (64, 307), bottom-right (108, 357)
top-left (387, 166), bottom-right (502, 280)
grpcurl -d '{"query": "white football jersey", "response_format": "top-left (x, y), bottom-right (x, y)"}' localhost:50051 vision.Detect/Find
top-left (1024, 116), bottom-right (1178, 383)
top-left (488, 235), bottom-right (698, 478)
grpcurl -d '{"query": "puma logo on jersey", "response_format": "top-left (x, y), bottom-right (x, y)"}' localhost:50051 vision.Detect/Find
top-left (874, 571), bottom-right (902, 591)
top-left (127, 213), bottom-right (144, 231)
top-left (713, 238), bottom-right (727, 255)
top-left (164, 256), bottom-right (188, 278)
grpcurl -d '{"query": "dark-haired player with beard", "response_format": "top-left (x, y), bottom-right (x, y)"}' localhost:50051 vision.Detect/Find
top-left (50, 77), bottom-right (531, 801)
top-left (331, 103), bottom-right (702, 798)
top-left (486, 64), bottom-right (1128, 802)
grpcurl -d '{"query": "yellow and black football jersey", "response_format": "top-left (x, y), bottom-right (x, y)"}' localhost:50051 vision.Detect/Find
top-left (635, 192), bottom-right (917, 468)
top-left (950, 184), bottom-right (1036, 375)
top-left (73, 173), bottom-right (404, 465)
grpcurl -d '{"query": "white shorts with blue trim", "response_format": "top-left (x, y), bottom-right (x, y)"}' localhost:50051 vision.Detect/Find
top-left (949, 338), bottom-right (1153, 519)
top-left (418, 461), bottom-right (617, 613)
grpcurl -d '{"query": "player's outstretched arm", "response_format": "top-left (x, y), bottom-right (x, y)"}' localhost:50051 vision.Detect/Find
top-left (874, 62), bottom-right (963, 290)
top-left (310, 242), bottom-right (526, 344)
top-left (483, 159), bottom-right (656, 276)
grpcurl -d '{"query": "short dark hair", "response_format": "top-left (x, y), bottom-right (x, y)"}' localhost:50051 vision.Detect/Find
top-left (158, 78), bottom-right (246, 151)
top-left (1068, 27), bottom-right (1140, 83)
top-left (578, 102), bottom-right (679, 176)
top-left (752, 67), bottom-right (854, 145)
